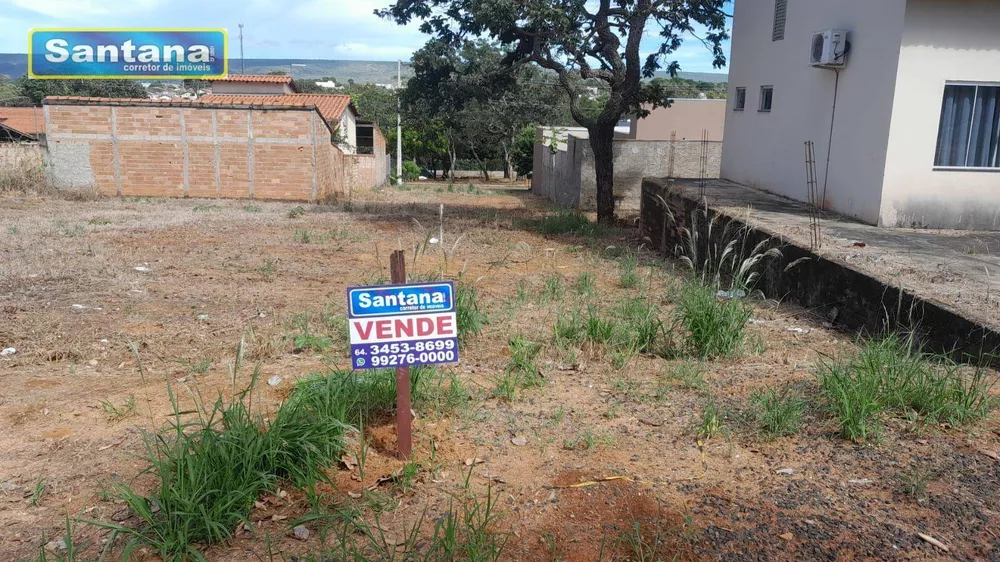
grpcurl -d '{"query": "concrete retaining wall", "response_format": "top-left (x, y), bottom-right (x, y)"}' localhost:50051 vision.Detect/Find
top-left (533, 127), bottom-right (721, 210)
top-left (640, 177), bottom-right (1000, 367)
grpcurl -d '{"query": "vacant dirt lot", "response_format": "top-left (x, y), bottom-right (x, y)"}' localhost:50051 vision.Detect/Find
top-left (1, 186), bottom-right (999, 561)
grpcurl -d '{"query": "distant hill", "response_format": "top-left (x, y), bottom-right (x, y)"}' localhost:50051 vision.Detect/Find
top-left (0, 53), bottom-right (725, 85)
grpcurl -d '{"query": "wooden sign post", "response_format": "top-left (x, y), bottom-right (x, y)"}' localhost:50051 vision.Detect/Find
top-left (389, 250), bottom-right (412, 459)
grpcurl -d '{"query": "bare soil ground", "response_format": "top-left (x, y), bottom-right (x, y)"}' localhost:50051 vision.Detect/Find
top-left (1, 186), bottom-right (999, 561)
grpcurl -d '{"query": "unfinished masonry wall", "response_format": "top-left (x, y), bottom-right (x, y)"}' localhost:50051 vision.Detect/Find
top-left (533, 128), bottom-right (721, 210)
top-left (43, 102), bottom-right (343, 201)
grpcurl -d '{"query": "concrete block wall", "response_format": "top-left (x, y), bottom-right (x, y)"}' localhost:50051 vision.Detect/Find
top-left (532, 127), bottom-right (722, 210)
top-left (43, 102), bottom-right (340, 201)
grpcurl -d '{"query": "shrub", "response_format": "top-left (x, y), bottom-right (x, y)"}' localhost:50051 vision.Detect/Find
top-left (97, 361), bottom-right (348, 559)
top-left (817, 334), bottom-right (997, 443)
top-left (673, 281), bottom-right (752, 359)
top-left (749, 386), bottom-right (805, 439)
top-left (531, 210), bottom-right (609, 237)
top-left (455, 275), bottom-right (486, 343)
top-left (402, 161), bottom-right (421, 181)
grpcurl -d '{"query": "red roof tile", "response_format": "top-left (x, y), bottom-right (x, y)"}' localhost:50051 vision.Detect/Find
top-left (197, 94), bottom-right (353, 122)
top-left (41, 95), bottom-right (355, 136)
top-left (214, 74), bottom-right (294, 84)
top-left (0, 107), bottom-right (45, 137)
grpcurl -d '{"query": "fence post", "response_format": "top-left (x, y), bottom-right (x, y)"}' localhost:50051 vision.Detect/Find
top-left (389, 250), bottom-right (412, 459)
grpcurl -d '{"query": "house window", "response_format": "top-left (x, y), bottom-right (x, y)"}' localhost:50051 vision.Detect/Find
top-left (772, 0), bottom-right (788, 41)
top-left (734, 87), bottom-right (746, 111)
top-left (759, 86), bottom-right (774, 112)
top-left (935, 83), bottom-right (1000, 168)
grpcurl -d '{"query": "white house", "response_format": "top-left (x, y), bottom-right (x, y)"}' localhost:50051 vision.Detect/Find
top-left (721, 0), bottom-right (1000, 230)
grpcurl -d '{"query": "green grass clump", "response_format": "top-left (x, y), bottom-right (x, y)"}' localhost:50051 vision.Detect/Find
top-left (817, 334), bottom-right (996, 443)
top-left (574, 272), bottom-right (596, 297)
top-left (193, 204), bottom-right (220, 213)
top-left (748, 386), bottom-right (805, 439)
top-left (673, 281), bottom-right (752, 359)
top-left (618, 251), bottom-right (640, 289)
top-left (539, 273), bottom-right (565, 303)
top-left (696, 398), bottom-right (725, 440)
top-left (455, 275), bottom-right (486, 343)
top-left (287, 314), bottom-right (334, 353)
top-left (287, 206), bottom-right (307, 218)
top-left (665, 360), bottom-right (707, 392)
top-left (495, 336), bottom-right (544, 400)
top-left (533, 210), bottom-right (608, 237)
top-left (98, 355), bottom-right (348, 560)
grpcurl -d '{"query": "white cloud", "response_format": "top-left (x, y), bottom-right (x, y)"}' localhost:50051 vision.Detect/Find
top-left (12, 0), bottom-right (164, 19)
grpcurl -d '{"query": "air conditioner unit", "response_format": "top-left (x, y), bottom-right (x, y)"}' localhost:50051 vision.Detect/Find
top-left (810, 29), bottom-right (848, 67)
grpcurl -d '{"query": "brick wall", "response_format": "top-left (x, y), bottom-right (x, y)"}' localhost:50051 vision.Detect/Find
top-left (343, 125), bottom-right (388, 189)
top-left (43, 101), bottom-right (342, 201)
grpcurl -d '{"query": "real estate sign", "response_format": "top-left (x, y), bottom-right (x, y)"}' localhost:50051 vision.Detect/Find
top-left (28, 29), bottom-right (228, 79)
top-left (347, 281), bottom-right (459, 370)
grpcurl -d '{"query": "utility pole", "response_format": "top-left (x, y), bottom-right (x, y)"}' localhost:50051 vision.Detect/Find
top-left (238, 23), bottom-right (245, 74)
top-left (396, 59), bottom-right (403, 185)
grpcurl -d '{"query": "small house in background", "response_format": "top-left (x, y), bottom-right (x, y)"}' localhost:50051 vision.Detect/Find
top-left (209, 74), bottom-right (297, 95)
top-left (0, 107), bottom-right (45, 142)
top-left (617, 99), bottom-right (726, 141)
top-left (41, 75), bottom-right (389, 200)
top-left (722, 0), bottom-right (1000, 230)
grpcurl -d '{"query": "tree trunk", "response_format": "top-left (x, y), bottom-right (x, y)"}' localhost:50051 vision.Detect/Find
top-left (447, 144), bottom-right (457, 179)
top-left (501, 137), bottom-right (515, 181)
top-left (588, 122), bottom-right (617, 225)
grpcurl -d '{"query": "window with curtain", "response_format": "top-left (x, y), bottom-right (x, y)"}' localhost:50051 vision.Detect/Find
top-left (935, 83), bottom-right (1000, 168)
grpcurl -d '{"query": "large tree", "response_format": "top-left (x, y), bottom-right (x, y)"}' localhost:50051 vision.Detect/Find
top-left (379, 0), bottom-right (729, 223)
top-left (403, 38), bottom-right (562, 179)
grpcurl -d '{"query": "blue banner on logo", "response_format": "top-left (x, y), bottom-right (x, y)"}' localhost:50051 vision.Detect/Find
top-left (347, 282), bottom-right (455, 319)
top-left (29, 29), bottom-right (227, 79)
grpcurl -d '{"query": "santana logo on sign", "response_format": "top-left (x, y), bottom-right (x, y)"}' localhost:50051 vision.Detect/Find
top-left (28, 29), bottom-right (227, 79)
top-left (348, 282), bottom-right (454, 318)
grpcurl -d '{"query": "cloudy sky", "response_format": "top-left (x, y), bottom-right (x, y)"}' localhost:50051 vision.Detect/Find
top-left (1, 0), bottom-right (732, 72)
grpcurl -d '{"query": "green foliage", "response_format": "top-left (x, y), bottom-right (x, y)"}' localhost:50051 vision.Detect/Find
top-left (287, 206), bottom-right (307, 219)
top-left (533, 210), bottom-right (609, 237)
top-left (817, 334), bottom-right (997, 443)
top-left (94, 353), bottom-right (348, 560)
top-left (748, 386), bottom-right (805, 439)
top-left (563, 429), bottom-right (612, 450)
top-left (30, 479), bottom-right (46, 507)
top-left (895, 466), bottom-right (935, 500)
top-left (402, 160), bottom-right (422, 181)
top-left (696, 398), bottom-right (725, 440)
top-left (100, 394), bottom-right (137, 422)
top-left (455, 275), bottom-right (486, 343)
top-left (287, 314), bottom-right (334, 353)
top-left (574, 272), bottom-right (596, 297)
top-left (618, 251), bottom-right (640, 289)
top-left (193, 204), bottom-right (220, 212)
top-left (673, 281), bottom-right (752, 359)
top-left (495, 336), bottom-right (543, 400)
top-left (539, 273), bottom-right (565, 303)
top-left (665, 360), bottom-right (707, 392)
top-left (15, 74), bottom-right (147, 104)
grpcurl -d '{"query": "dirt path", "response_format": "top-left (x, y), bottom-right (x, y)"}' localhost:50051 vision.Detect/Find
top-left (0, 186), bottom-right (998, 561)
